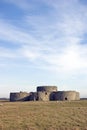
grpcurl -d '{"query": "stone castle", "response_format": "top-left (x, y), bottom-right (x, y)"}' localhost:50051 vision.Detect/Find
top-left (10, 86), bottom-right (80, 101)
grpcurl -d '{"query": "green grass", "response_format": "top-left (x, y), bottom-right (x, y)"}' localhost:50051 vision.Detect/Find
top-left (0, 100), bottom-right (87, 130)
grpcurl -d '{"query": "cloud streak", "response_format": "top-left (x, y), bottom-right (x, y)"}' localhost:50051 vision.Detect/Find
top-left (0, 0), bottom-right (87, 97)
top-left (0, 0), bottom-right (87, 73)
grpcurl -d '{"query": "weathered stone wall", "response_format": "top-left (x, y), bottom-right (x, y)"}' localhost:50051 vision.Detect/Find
top-left (37, 91), bottom-right (51, 101)
top-left (10, 86), bottom-right (80, 102)
top-left (29, 92), bottom-right (38, 101)
top-left (50, 91), bottom-right (61, 101)
top-left (53, 91), bottom-right (80, 101)
top-left (37, 86), bottom-right (57, 92)
top-left (75, 92), bottom-right (80, 100)
top-left (10, 92), bottom-right (30, 101)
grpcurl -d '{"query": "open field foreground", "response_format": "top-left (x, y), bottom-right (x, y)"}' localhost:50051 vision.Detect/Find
top-left (0, 100), bottom-right (87, 130)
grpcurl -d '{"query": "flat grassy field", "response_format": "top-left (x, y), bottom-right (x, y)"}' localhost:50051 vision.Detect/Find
top-left (0, 100), bottom-right (87, 130)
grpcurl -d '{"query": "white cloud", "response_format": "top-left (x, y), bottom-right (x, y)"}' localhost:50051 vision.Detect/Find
top-left (0, 0), bottom-right (87, 97)
top-left (0, 47), bottom-right (17, 58)
top-left (0, 0), bottom-right (87, 73)
top-left (20, 45), bottom-right (41, 61)
top-left (0, 19), bottom-right (39, 46)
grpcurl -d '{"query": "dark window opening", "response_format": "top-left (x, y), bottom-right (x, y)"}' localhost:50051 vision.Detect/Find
top-left (65, 97), bottom-right (67, 100)
top-left (45, 92), bottom-right (47, 95)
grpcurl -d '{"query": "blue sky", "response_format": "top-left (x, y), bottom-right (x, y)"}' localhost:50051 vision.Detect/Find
top-left (0, 0), bottom-right (87, 98)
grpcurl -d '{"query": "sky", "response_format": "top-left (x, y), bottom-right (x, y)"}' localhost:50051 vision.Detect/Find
top-left (0, 0), bottom-right (87, 98)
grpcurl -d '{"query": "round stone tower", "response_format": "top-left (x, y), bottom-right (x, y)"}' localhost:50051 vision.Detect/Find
top-left (54, 91), bottom-right (80, 101)
top-left (37, 86), bottom-right (57, 101)
top-left (37, 86), bottom-right (57, 92)
top-left (10, 92), bottom-right (30, 101)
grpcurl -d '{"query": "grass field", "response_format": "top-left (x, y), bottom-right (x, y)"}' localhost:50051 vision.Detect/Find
top-left (0, 100), bottom-right (87, 130)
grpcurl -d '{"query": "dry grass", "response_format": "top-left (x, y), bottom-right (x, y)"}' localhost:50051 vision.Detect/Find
top-left (0, 100), bottom-right (87, 130)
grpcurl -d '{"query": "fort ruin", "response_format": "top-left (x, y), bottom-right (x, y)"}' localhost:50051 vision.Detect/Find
top-left (10, 86), bottom-right (80, 101)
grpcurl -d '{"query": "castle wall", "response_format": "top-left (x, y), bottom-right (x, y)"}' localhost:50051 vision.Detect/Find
top-left (75, 92), bottom-right (80, 100)
top-left (10, 92), bottom-right (30, 101)
top-left (37, 91), bottom-right (51, 101)
top-left (29, 92), bottom-right (38, 101)
top-left (50, 91), bottom-right (61, 101)
top-left (10, 86), bottom-right (80, 101)
top-left (37, 86), bottom-right (57, 92)
top-left (53, 91), bottom-right (80, 101)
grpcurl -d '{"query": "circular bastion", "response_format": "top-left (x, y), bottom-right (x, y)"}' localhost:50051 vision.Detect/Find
top-left (37, 86), bottom-right (57, 92)
top-left (54, 91), bottom-right (80, 101)
top-left (10, 92), bottom-right (30, 101)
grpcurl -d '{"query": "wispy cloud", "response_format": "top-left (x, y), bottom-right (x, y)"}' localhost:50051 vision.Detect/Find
top-left (0, 19), bottom-right (38, 46)
top-left (0, 1), bottom-right (87, 72)
top-left (0, 0), bottom-right (87, 97)
top-left (0, 47), bottom-right (16, 58)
